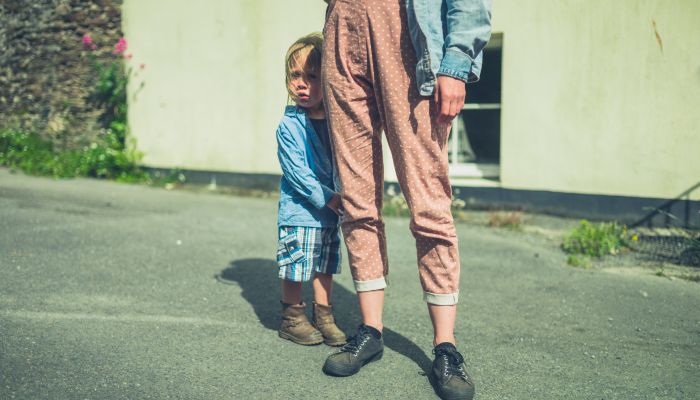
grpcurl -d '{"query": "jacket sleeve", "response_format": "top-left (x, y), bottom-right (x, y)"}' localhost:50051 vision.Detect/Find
top-left (438, 0), bottom-right (492, 83)
top-left (277, 123), bottom-right (336, 210)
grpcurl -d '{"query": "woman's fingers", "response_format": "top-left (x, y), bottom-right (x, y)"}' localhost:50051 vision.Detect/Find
top-left (435, 76), bottom-right (466, 124)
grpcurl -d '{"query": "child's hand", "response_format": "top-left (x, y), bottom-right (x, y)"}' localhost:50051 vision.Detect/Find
top-left (327, 194), bottom-right (343, 216)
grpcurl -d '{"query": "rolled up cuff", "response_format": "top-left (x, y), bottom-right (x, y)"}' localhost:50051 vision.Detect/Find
top-left (423, 291), bottom-right (459, 305)
top-left (353, 277), bottom-right (387, 292)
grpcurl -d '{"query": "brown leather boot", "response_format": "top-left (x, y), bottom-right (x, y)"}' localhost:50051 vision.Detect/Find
top-left (279, 302), bottom-right (323, 345)
top-left (312, 302), bottom-right (347, 346)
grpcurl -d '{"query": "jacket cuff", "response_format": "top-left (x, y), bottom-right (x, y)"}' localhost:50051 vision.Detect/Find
top-left (309, 185), bottom-right (336, 210)
top-left (437, 48), bottom-right (478, 83)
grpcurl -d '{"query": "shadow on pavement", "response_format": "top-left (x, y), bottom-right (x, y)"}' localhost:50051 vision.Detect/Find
top-left (216, 258), bottom-right (435, 382)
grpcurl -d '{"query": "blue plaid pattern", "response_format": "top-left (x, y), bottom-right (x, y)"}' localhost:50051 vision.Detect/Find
top-left (277, 226), bottom-right (341, 282)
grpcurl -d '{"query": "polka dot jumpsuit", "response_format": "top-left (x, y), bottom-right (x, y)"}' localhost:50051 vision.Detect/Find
top-left (322, 0), bottom-right (460, 305)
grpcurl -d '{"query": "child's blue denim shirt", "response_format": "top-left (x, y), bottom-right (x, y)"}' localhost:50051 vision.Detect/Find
top-left (276, 105), bottom-right (339, 228)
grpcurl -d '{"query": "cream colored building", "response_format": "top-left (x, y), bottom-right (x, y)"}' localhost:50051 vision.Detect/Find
top-left (123, 0), bottom-right (700, 221)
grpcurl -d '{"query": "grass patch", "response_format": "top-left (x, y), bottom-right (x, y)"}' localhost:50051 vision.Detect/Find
top-left (0, 36), bottom-right (160, 184)
top-left (380, 186), bottom-right (487, 222)
top-left (562, 220), bottom-right (630, 258)
top-left (382, 186), bottom-right (411, 218)
top-left (566, 254), bottom-right (592, 268)
top-left (679, 274), bottom-right (700, 283)
top-left (0, 129), bottom-right (149, 182)
top-left (652, 266), bottom-right (700, 282)
top-left (682, 235), bottom-right (700, 265)
top-left (383, 193), bottom-right (411, 217)
top-left (488, 211), bottom-right (524, 230)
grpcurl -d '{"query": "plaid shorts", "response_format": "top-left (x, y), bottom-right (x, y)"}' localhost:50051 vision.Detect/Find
top-left (276, 226), bottom-right (342, 282)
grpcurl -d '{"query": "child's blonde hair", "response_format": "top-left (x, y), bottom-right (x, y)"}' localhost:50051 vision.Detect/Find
top-left (285, 32), bottom-right (323, 100)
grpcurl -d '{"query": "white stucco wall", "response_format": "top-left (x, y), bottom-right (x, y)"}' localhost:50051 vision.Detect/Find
top-left (123, 0), bottom-right (326, 174)
top-left (494, 0), bottom-right (700, 200)
top-left (124, 0), bottom-right (700, 200)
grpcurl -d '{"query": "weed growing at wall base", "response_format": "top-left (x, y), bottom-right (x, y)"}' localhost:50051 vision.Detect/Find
top-left (0, 129), bottom-right (148, 182)
top-left (562, 220), bottom-right (630, 266)
top-left (0, 35), bottom-right (153, 182)
top-left (566, 254), bottom-right (592, 269)
top-left (381, 185), bottom-right (476, 219)
top-left (488, 211), bottom-right (524, 230)
top-left (83, 34), bottom-right (143, 147)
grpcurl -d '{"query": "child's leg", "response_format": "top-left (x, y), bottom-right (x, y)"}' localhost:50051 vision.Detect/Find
top-left (281, 279), bottom-right (302, 305)
top-left (312, 272), bottom-right (333, 305)
top-left (311, 228), bottom-right (347, 346)
top-left (312, 226), bottom-right (343, 306)
top-left (277, 226), bottom-right (323, 345)
top-left (278, 226), bottom-right (311, 305)
top-left (312, 272), bottom-right (347, 346)
top-left (279, 279), bottom-right (323, 346)
top-left (315, 273), bottom-right (377, 337)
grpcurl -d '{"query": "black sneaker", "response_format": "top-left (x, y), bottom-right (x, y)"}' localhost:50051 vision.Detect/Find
top-left (322, 324), bottom-right (384, 376)
top-left (432, 342), bottom-right (475, 400)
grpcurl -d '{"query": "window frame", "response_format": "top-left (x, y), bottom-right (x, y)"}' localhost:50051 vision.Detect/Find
top-left (447, 33), bottom-right (503, 180)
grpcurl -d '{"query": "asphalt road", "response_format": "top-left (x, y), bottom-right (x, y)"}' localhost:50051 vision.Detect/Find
top-left (1, 169), bottom-right (698, 400)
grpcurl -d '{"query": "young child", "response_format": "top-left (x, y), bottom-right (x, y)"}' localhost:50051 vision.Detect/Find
top-left (275, 32), bottom-right (346, 347)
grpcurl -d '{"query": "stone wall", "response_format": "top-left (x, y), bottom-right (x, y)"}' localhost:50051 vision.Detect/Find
top-left (0, 0), bottom-right (123, 149)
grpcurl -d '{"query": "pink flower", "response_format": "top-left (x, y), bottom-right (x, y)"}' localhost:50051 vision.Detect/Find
top-left (82, 34), bottom-right (93, 48)
top-left (113, 38), bottom-right (128, 55)
top-left (124, 53), bottom-right (133, 60)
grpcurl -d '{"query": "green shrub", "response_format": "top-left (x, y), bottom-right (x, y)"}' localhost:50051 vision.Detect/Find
top-left (0, 36), bottom-right (151, 183)
top-left (0, 129), bottom-right (148, 182)
top-left (562, 220), bottom-right (629, 257)
top-left (383, 192), bottom-right (410, 217)
top-left (381, 187), bottom-right (474, 219)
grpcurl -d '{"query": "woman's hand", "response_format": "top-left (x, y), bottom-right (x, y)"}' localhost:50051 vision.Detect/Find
top-left (434, 75), bottom-right (466, 125)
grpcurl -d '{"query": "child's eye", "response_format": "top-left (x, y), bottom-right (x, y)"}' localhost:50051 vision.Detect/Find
top-left (291, 72), bottom-right (302, 79)
top-left (307, 73), bottom-right (318, 80)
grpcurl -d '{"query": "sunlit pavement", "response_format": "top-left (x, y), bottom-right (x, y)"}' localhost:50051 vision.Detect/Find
top-left (1, 168), bottom-right (698, 400)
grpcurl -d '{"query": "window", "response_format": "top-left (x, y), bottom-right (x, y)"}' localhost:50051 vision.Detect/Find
top-left (448, 33), bottom-right (503, 180)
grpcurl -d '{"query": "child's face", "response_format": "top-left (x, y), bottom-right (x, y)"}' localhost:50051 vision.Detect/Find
top-left (288, 55), bottom-right (323, 112)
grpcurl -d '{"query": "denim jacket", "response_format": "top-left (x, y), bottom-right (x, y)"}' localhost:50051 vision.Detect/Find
top-left (276, 105), bottom-right (339, 228)
top-left (406, 0), bottom-right (492, 96)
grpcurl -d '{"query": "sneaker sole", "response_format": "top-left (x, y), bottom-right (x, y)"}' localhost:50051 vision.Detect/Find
top-left (278, 331), bottom-right (323, 346)
top-left (436, 383), bottom-right (475, 400)
top-left (322, 350), bottom-right (383, 377)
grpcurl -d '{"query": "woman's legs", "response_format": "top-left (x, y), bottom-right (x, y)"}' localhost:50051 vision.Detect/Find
top-left (428, 303), bottom-right (457, 345)
top-left (358, 289), bottom-right (384, 331)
